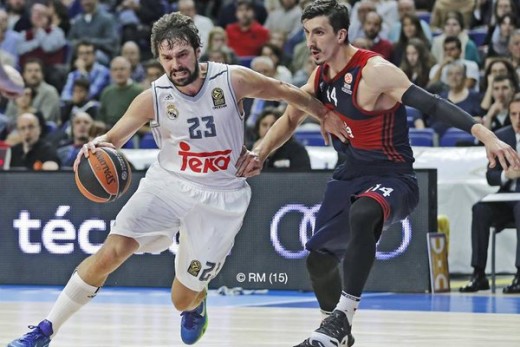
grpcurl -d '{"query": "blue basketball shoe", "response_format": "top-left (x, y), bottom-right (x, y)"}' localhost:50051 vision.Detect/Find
top-left (180, 297), bottom-right (208, 345)
top-left (7, 320), bottom-right (53, 347)
top-left (293, 310), bottom-right (355, 347)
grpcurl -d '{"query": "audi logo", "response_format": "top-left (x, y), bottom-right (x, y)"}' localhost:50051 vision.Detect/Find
top-left (270, 204), bottom-right (412, 260)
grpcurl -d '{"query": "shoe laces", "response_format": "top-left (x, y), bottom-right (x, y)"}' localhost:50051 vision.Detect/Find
top-left (316, 311), bottom-right (350, 340)
top-left (180, 309), bottom-right (204, 330)
top-left (19, 325), bottom-right (48, 342)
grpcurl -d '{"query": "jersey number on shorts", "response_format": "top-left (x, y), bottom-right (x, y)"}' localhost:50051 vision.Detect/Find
top-left (199, 261), bottom-right (222, 281)
top-left (187, 116), bottom-right (217, 139)
top-left (366, 184), bottom-right (394, 197)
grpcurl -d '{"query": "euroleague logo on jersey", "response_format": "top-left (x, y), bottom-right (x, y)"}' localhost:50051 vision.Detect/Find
top-left (342, 73), bottom-right (353, 95)
top-left (178, 141), bottom-right (232, 173)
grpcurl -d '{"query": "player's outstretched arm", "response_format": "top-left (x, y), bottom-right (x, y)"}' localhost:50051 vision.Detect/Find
top-left (366, 58), bottom-right (520, 171)
top-left (230, 65), bottom-right (349, 143)
top-left (73, 90), bottom-right (155, 172)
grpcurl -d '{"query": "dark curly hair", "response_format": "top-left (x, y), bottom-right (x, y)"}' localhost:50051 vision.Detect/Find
top-left (150, 12), bottom-right (202, 59)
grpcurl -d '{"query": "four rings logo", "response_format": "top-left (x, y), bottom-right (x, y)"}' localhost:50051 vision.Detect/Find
top-left (270, 204), bottom-right (412, 260)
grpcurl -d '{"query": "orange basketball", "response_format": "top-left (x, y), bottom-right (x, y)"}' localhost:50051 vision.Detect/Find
top-left (75, 147), bottom-right (132, 203)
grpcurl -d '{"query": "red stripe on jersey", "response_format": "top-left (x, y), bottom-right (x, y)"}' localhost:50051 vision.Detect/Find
top-left (357, 191), bottom-right (391, 221)
top-left (382, 112), bottom-right (405, 162)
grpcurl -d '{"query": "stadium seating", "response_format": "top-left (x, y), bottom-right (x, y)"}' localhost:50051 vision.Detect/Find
top-left (405, 106), bottom-right (423, 128)
top-left (139, 132), bottom-right (158, 149)
top-left (409, 128), bottom-right (436, 147)
top-left (468, 29), bottom-right (488, 47)
top-left (439, 127), bottom-right (476, 146)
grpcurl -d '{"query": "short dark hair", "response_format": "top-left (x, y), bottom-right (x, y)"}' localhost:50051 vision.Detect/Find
top-left (23, 58), bottom-right (44, 72)
top-left (150, 12), bottom-right (202, 59)
top-left (301, 0), bottom-right (350, 44)
top-left (73, 77), bottom-right (90, 91)
top-left (509, 93), bottom-right (520, 110)
top-left (236, 0), bottom-right (254, 10)
top-left (75, 39), bottom-right (95, 53)
top-left (493, 74), bottom-right (517, 92)
top-left (443, 36), bottom-right (462, 50)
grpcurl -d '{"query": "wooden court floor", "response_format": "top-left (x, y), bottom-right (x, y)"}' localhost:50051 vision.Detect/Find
top-left (1, 287), bottom-right (519, 347)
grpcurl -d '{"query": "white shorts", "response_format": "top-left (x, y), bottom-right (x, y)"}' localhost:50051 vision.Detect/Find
top-left (111, 162), bottom-right (252, 292)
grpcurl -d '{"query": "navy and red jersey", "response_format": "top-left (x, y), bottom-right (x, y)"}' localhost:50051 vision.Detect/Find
top-left (314, 49), bottom-right (414, 180)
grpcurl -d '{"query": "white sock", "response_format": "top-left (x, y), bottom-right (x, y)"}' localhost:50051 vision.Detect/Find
top-left (334, 291), bottom-right (360, 325)
top-left (46, 272), bottom-right (100, 338)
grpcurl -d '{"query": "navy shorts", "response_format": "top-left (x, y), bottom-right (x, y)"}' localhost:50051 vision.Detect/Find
top-left (305, 174), bottom-right (419, 258)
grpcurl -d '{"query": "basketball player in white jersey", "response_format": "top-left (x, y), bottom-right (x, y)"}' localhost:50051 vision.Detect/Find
top-left (7, 12), bottom-right (349, 347)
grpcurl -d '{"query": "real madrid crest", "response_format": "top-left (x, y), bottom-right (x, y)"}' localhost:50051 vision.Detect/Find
top-left (211, 87), bottom-right (226, 109)
top-left (166, 103), bottom-right (178, 120)
top-left (187, 260), bottom-right (202, 277)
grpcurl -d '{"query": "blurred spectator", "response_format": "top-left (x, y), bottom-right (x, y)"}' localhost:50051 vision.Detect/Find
top-left (486, 13), bottom-right (519, 60)
top-left (200, 26), bottom-right (239, 64)
top-left (391, 13), bottom-right (431, 66)
top-left (61, 39), bottom-right (111, 102)
top-left (430, 0), bottom-right (474, 31)
top-left (427, 63), bottom-right (484, 137)
top-left (5, 59), bottom-right (60, 125)
top-left (472, 0), bottom-right (494, 28)
top-left (5, 0), bottom-right (31, 32)
top-left (178, 0), bottom-right (214, 54)
top-left (98, 56), bottom-right (143, 129)
top-left (226, 0), bottom-right (270, 57)
top-left (0, 9), bottom-right (21, 67)
top-left (60, 77), bottom-right (99, 125)
top-left (260, 43), bottom-right (292, 83)
top-left (113, 0), bottom-right (165, 61)
top-left (204, 48), bottom-right (232, 64)
top-left (140, 59), bottom-right (164, 89)
top-left (431, 11), bottom-right (480, 66)
top-left (17, 3), bottom-right (68, 91)
top-left (9, 112), bottom-right (60, 170)
top-left (483, 0), bottom-right (517, 43)
top-left (292, 54), bottom-right (315, 87)
top-left (388, 0), bottom-right (432, 43)
top-left (349, 0), bottom-right (398, 41)
top-left (428, 36), bottom-right (480, 91)
top-left (244, 56), bottom-right (282, 129)
top-left (482, 75), bottom-right (518, 131)
top-left (460, 94), bottom-right (520, 294)
top-left (121, 41), bottom-right (145, 83)
top-left (217, 0), bottom-right (268, 29)
top-left (249, 107), bottom-right (311, 171)
top-left (5, 86), bottom-right (41, 127)
top-left (57, 111), bottom-right (93, 167)
top-left (68, 0), bottom-right (119, 66)
top-left (363, 11), bottom-right (393, 60)
top-left (480, 58), bottom-right (519, 111)
top-left (400, 38), bottom-right (436, 89)
top-left (510, 29), bottom-right (520, 81)
top-left (48, 0), bottom-right (71, 36)
top-left (264, 0), bottom-right (302, 40)
top-left (348, 0), bottom-right (378, 42)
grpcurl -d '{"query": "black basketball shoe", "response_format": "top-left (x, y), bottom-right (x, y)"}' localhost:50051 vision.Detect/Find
top-left (293, 310), bottom-right (355, 347)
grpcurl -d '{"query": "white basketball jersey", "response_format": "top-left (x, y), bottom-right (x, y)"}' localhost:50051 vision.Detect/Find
top-left (151, 62), bottom-right (246, 189)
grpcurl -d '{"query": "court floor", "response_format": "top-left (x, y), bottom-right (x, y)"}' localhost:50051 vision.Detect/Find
top-left (1, 284), bottom-right (519, 347)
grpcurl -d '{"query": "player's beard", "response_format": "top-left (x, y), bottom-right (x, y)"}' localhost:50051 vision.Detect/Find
top-left (169, 62), bottom-right (200, 87)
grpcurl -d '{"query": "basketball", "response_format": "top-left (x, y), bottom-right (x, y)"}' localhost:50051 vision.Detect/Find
top-left (75, 147), bottom-right (132, 203)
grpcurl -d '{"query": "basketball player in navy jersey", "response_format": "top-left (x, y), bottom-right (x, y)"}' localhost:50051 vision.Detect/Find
top-left (7, 11), bottom-right (349, 347)
top-left (236, 1), bottom-right (520, 346)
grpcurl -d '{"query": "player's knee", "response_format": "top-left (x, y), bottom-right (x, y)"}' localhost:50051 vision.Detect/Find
top-left (306, 251), bottom-right (339, 278)
top-left (350, 197), bottom-right (384, 231)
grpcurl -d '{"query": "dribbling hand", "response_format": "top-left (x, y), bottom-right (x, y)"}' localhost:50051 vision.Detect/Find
top-left (73, 138), bottom-right (116, 172)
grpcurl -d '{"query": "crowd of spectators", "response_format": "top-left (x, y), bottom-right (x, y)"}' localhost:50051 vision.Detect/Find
top-left (1, 0), bottom-right (520, 171)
